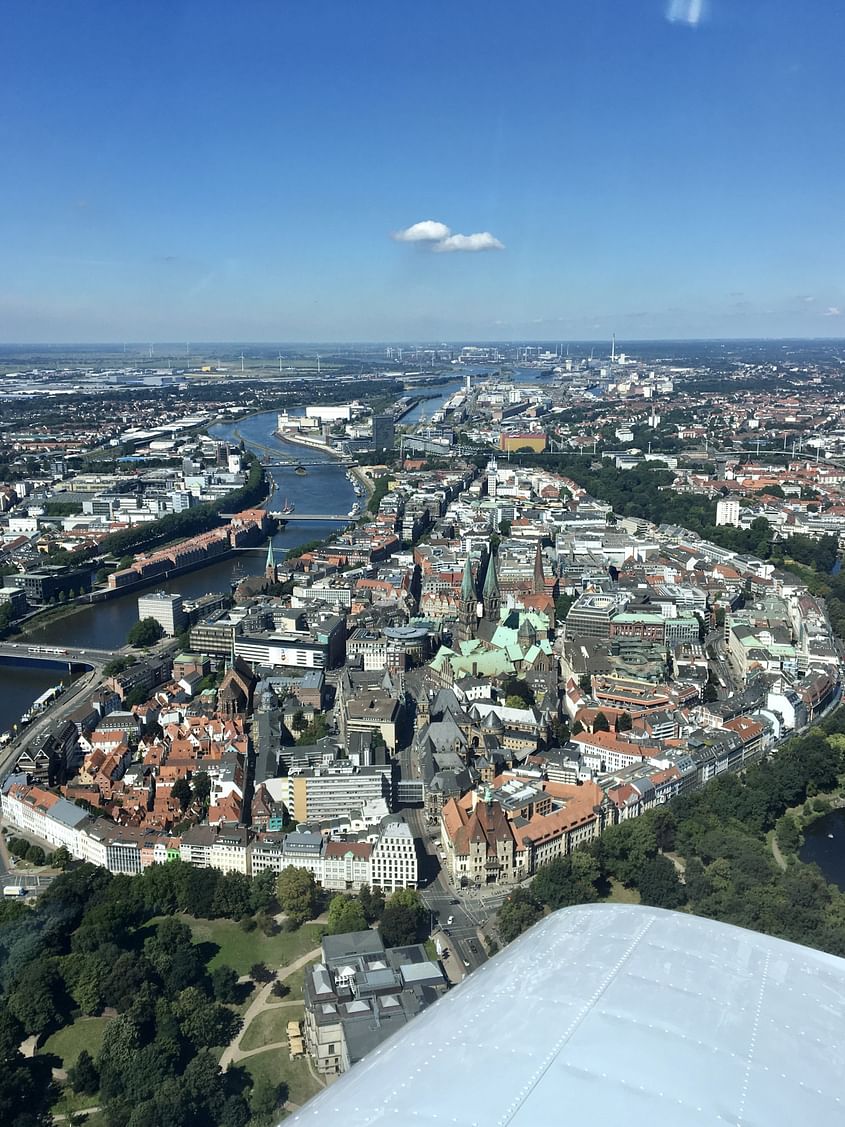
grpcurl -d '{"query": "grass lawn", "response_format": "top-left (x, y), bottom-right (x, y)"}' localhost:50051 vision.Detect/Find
top-left (603, 878), bottom-right (641, 905)
top-left (52, 1084), bottom-right (102, 1118)
top-left (41, 1015), bottom-right (113, 1120)
top-left (241, 1046), bottom-right (323, 1110)
top-left (272, 960), bottom-right (317, 1003)
top-left (41, 1015), bottom-right (112, 1068)
top-left (149, 915), bottom-right (325, 975)
top-left (240, 1005), bottom-right (305, 1053)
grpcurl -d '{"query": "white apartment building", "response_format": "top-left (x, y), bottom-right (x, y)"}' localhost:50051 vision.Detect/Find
top-left (1, 784), bottom-right (88, 853)
top-left (716, 498), bottom-right (740, 527)
top-left (369, 819), bottom-right (418, 892)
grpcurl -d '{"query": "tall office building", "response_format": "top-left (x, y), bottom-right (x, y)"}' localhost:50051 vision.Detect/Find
top-left (372, 414), bottom-right (395, 452)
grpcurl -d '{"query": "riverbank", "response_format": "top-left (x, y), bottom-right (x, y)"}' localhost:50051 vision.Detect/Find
top-left (272, 428), bottom-right (344, 458)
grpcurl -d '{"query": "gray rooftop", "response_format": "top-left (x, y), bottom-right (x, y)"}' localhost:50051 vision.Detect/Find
top-left (289, 903), bottom-right (845, 1126)
top-left (50, 797), bottom-right (91, 829)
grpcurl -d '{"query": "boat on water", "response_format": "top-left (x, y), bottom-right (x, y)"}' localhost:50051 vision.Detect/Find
top-left (280, 498), bottom-right (295, 514)
top-left (294, 465), bottom-right (307, 475)
top-left (21, 683), bottom-right (65, 724)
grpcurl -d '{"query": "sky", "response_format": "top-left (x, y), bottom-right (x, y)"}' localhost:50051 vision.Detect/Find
top-left (2, 0), bottom-right (844, 344)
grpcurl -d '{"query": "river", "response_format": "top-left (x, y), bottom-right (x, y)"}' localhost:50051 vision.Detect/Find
top-left (799, 809), bottom-right (845, 890)
top-left (0, 410), bottom-right (355, 734)
top-left (2, 371), bottom-right (555, 733)
top-left (400, 366), bottom-right (556, 425)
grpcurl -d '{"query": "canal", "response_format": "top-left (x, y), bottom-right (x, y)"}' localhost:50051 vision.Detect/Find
top-left (1, 411), bottom-right (355, 734)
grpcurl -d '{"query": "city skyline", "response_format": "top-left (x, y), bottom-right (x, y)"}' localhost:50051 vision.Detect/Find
top-left (2, 0), bottom-right (844, 342)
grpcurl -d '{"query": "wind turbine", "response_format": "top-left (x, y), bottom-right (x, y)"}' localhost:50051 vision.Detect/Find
top-left (240, 352), bottom-right (245, 374)
top-left (278, 352), bottom-right (283, 373)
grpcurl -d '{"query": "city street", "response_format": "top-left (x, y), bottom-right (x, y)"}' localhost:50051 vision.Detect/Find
top-left (404, 803), bottom-right (490, 975)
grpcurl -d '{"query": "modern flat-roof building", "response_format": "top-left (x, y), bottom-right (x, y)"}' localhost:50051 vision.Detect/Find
top-left (303, 929), bottom-right (447, 1076)
top-left (137, 590), bottom-right (187, 636)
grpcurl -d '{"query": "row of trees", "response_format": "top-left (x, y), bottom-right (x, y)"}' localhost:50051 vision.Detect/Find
top-left (276, 867), bottom-right (428, 947)
top-left (58, 455), bottom-right (266, 571)
top-left (497, 713), bottom-right (845, 955)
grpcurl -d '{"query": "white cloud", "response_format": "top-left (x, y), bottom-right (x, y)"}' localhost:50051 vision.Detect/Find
top-left (392, 220), bottom-right (451, 243)
top-left (434, 231), bottom-right (504, 253)
top-left (824, 306), bottom-right (842, 317)
top-left (392, 220), bottom-right (504, 253)
top-left (666, 0), bottom-right (706, 26)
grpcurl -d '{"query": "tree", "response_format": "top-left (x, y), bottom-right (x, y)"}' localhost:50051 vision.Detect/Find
top-left (276, 867), bottom-right (318, 926)
top-left (497, 887), bottom-right (543, 944)
top-left (192, 771), bottom-right (211, 808)
top-left (127, 617), bottom-right (165, 648)
top-left (171, 778), bottom-right (192, 812)
top-left (358, 884), bottom-right (385, 923)
top-left (651, 806), bottom-right (677, 852)
top-left (327, 895), bottom-right (369, 935)
top-left (50, 845), bottom-right (73, 870)
top-left (379, 889), bottom-right (427, 947)
top-left (555, 593), bottom-right (575, 622)
top-left (578, 673), bottom-right (592, 694)
top-left (531, 853), bottom-right (600, 910)
top-left (211, 965), bottom-right (240, 1004)
top-left (250, 963), bottom-right (274, 984)
top-left (635, 854), bottom-right (687, 910)
top-left (501, 677), bottom-right (535, 707)
top-left (249, 1077), bottom-right (285, 1126)
top-left (7, 958), bottom-right (68, 1036)
top-left (592, 711), bottom-right (610, 733)
top-left (616, 711), bottom-right (632, 733)
top-left (68, 1048), bottom-right (100, 1095)
top-left (295, 713), bottom-right (329, 745)
top-left (173, 988), bottom-right (241, 1049)
top-left (775, 814), bottom-right (801, 856)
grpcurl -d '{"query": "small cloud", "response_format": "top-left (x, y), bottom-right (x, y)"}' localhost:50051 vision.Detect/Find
top-left (798, 295), bottom-right (815, 303)
top-left (392, 219), bottom-right (504, 253)
top-left (433, 231), bottom-right (504, 253)
top-left (392, 220), bottom-right (451, 243)
top-left (665, 0), bottom-right (706, 27)
top-left (824, 306), bottom-right (842, 317)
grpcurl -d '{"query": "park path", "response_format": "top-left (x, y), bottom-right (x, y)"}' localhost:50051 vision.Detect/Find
top-left (770, 833), bottom-right (787, 871)
top-left (219, 946), bottom-right (321, 1069)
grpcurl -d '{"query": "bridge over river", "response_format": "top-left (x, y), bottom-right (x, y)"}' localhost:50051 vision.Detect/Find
top-left (0, 643), bottom-right (120, 669)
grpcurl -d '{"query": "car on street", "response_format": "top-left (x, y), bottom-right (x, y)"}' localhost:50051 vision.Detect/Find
top-left (447, 915), bottom-right (454, 925)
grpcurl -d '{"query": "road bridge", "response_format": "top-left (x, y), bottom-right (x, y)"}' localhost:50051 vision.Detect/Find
top-left (267, 511), bottom-right (353, 522)
top-left (221, 512), bottom-right (353, 522)
top-left (0, 643), bottom-right (119, 669)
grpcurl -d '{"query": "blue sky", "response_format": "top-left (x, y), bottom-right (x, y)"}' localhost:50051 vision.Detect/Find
top-left (2, 0), bottom-right (843, 343)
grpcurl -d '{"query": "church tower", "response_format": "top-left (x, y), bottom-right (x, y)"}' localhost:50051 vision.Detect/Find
top-left (482, 547), bottom-right (501, 623)
top-left (456, 553), bottom-right (477, 643)
top-left (265, 539), bottom-right (277, 583)
top-left (533, 540), bottom-right (546, 595)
